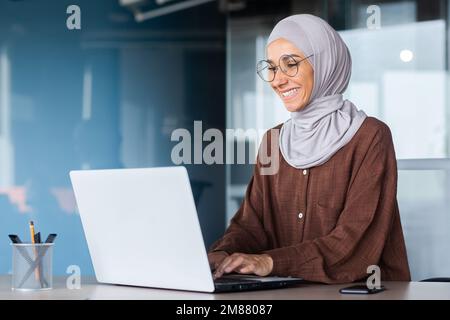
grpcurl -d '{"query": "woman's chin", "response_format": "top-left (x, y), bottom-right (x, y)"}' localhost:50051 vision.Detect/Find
top-left (284, 102), bottom-right (307, 112)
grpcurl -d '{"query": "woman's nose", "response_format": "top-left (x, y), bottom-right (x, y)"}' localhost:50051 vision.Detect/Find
top-left (272, 70), bottom-right (288, 88)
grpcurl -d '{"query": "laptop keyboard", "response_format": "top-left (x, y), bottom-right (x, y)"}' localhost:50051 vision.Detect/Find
top-left (214, 276), bottom-right (257, 284)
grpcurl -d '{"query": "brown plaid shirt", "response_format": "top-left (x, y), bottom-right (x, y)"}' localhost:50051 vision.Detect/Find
top-left (210, 117), bottom-right (411, 284)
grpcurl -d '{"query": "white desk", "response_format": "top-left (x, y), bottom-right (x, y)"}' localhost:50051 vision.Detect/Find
top-left (1, 276), bottom-right (450, 300)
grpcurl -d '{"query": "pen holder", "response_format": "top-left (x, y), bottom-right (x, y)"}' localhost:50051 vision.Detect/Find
top-left (11, 243), bottom-right (54, 291)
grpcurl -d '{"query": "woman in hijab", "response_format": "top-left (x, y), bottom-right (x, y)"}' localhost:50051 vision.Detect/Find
top-left (209, 14), bottom-right (411, 283)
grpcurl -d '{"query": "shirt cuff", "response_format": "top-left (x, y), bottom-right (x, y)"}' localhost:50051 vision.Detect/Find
top-left (263, 247), bottom-right (294, 276)
top-left (263, 244), bottom-right (316, 277)
top-left (208, 240), bottom-right (235, 255)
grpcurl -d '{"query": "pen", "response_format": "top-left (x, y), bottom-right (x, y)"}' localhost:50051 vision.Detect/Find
top-left (34, 232), bottom-right (41, 244)
top-left (44, 234), bottom-right (57, 244)
top-left (29, 221), bottom-right (40, 281)
top-left (8, 234), bottom-right (23, 244)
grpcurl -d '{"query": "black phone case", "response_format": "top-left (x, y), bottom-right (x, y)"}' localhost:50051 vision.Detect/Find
top-left (339, 285), bottom-right (385, 294)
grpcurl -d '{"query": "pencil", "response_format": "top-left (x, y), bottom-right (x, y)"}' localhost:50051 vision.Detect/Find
top-left (29, 221), bottom-right (40, 281)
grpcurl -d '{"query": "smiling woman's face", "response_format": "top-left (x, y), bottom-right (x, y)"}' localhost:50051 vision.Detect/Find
top-left (267, 38), bottom-right (314, 112)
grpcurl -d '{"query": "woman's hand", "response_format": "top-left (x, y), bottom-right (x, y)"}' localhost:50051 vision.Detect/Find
top-left (213, 253), bottom-right (273, 279)
top-left (208, 251), bottom-right (229, 271)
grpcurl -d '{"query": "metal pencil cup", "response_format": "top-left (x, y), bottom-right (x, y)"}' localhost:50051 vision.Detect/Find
top-left (11, 243), bottom-right (54, 291)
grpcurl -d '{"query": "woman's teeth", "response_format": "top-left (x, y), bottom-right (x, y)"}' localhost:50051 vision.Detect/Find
top-left (281, 88), bottom-right (299, 98)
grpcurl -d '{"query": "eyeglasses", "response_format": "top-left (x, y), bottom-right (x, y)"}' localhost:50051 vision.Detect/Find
top-left (256, 54), bottom-right (313, 82)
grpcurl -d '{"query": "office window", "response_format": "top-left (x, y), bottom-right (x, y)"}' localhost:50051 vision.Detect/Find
top-left (342, 19), bottom-right (447, 158)
top-left (398, 167), bottom-right (450, 280)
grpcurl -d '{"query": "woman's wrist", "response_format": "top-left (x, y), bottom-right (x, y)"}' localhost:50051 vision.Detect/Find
top-left (261, 254), bottom-right (274, 274)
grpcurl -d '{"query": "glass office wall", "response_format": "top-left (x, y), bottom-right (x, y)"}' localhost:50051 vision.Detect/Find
top-left (0, 0), bottom-right (226, 275)
top-left (226, 0), bottom-right (450, 280)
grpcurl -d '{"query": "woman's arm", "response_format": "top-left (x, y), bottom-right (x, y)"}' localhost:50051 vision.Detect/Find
top-left (263, 124), bottom-right (407, 283)
top-left (209, 160), bottom-right (270, 255)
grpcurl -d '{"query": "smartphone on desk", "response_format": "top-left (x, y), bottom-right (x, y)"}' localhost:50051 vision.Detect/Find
top-left (339, 285), bottom-right (386, 294)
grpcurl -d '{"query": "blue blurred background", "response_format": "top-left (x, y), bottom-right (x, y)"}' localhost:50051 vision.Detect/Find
top-left (0, 0), bottom-right (226, 275)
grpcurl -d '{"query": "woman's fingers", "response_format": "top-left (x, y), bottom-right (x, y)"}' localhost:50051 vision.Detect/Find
top-left (213, 255), bottom-right (234, 279)
top-left (213, 253), bottom-right (272, 278)
top-left (223, 255), bottom-right (245, 273)
top-left (214, 254), bottom-right (245, 279)
top-left (238, 264), bottom-right (255, 274)
top-left (208, 251), bottom-right (228, 271)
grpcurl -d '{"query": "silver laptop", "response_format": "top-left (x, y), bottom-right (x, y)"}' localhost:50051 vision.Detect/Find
top-left (69, 166), bottom-right (303, 293)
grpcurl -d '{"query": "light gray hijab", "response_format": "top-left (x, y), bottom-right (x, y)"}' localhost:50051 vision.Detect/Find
top-left (267, 14), bottom-right (367, 169)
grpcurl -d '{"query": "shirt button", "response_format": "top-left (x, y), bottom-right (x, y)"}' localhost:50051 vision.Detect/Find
top-left (298, 212), bottom-right (304, 219)
top-left (303, 169), bottom-right (308, 175)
